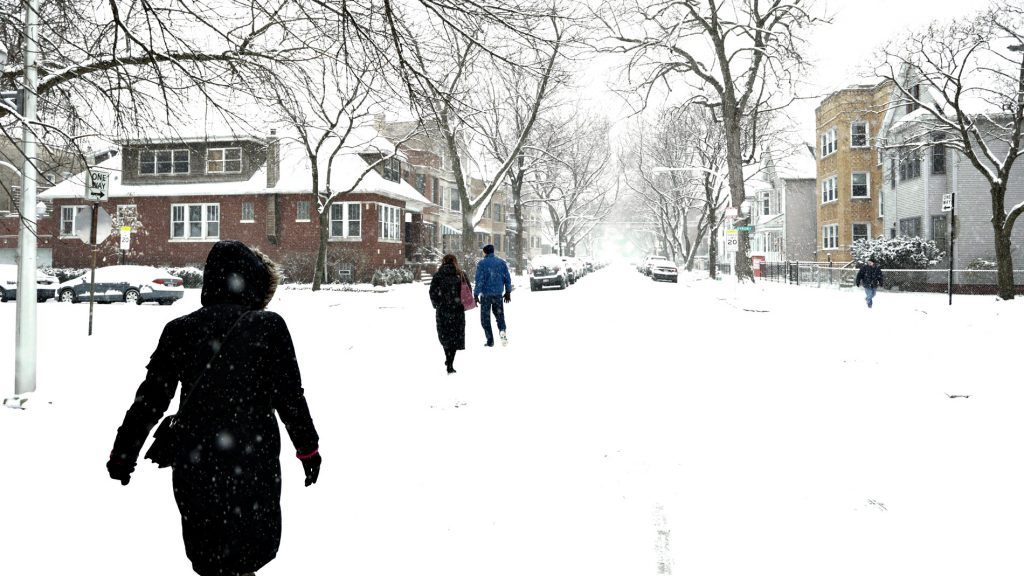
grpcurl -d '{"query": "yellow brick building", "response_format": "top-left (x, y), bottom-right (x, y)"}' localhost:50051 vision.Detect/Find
top-left (815, 81), bottom-right (892, 262)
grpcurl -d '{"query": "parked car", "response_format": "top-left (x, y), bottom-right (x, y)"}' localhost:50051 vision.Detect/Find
top-left (0, 265), bottom-right (59, 302)
top-left (649, 260), bottom-right (679, 283)
top-left (529, 254), bottom-right (568, 291)
top-left (56, 265), bottom-right (185, 305)
top-left (643, 255), bottom-right (671, 276)
top-left (560, 256), bottom-right (579, 284)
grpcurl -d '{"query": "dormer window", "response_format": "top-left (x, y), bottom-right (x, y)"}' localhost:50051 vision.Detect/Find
top-left (382, 156), bottom-right (401, 182)
top-left (905, 84), bottom-right (922, 113)
top-left (140, 149), bottom-right (189, 175)
top-left (207, 147), bottom-right (242, 174)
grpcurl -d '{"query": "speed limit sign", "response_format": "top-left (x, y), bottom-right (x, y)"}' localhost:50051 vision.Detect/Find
top-left (725, 230), bottom-right (739, 251)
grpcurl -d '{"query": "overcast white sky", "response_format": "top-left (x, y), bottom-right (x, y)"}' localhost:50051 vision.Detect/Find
top-left (592, 0), bottom-right (985, 144)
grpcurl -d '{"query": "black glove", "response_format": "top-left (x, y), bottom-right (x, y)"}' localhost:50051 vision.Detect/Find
top-left (474, 295), bottom-right (479, 305)
top-left (300, 452), bottom-right (321, 487)
top-left (107, 455), bottom-right (136, 486)
top-left (503, 292), bottom-right (511, 304)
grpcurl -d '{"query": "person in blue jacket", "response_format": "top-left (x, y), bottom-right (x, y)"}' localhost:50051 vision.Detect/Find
top-left (474, 244), bottom-right (512, 347)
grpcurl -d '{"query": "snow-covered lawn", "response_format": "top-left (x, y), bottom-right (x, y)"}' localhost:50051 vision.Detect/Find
top-left (1, 265), bottom-right (1021, 576)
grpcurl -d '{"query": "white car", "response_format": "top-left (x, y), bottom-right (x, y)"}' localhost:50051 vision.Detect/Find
top-left (643, 255), bottom-right (671, 276)
top-left (0, 264), bottom-right (59, 302)
top-left (56, 265), bottom-right (185, 305)
top-left (650, 260), bottom-right (679, 283)
top-left (529, 254), bottom-right (569, 291)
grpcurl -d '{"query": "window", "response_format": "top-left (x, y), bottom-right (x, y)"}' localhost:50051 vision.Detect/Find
top-left (822, 224), bottom-right (839, 250)
top-left (495, 235), bottom-right (502, 252)
top-left (899, 217), bottom-right (922, 237)
top-left (296, 200), bottom-right (310, 222)
top-left (60, 205), bottom-right (83, 236)
top-left (378, 203), bottom-right (401, 242)
top-left (762, 194), bottom-right (770, 215)
top-left (851, 122), bottom-right (869, 148)
top-left (495, 203), bottom-right (504, 222)
top-left (820, 128), bottom-right (837, 157)
top-left (441, 188), bottom-right (449, 211)
top-left (851, 172), bottom-right (870, 198)
top-left (170, 203), bottom-right (219, 240)
top-left (899, 150), bottom-right (921, 181)
top-left (382, 157), bottom-right (401, 182)
top-left (906, 84), bottom-right (922, 113)
top-left (432, 177), bottom-right (439, 204)
top-left (879, 188), bottom-right (885, 217)
top-left (932, 142), bottom-right (946, 175)
top-left (207, 148), bottom-right (242, 174)
top-left (852, 223), bottom-right (870, 243)
top-left (932, 215), bottom-right (948, 253)
top-left (238, 202), bottom-right (255, 223)
top-left (450, 189), bottom-right (461, 212)
top-left (416, 174), bottom-right (425, 194)
top-left (330, 202), bottom-right (361, 238)
top-left (890, 158), bottom-right (897, 189)
top-left (140, 149), bottom-right (189, 175)
top-left (821, 176), bottom-right (838, 204)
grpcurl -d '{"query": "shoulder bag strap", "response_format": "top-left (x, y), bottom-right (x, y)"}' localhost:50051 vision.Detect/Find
top-left (176, 311), bottom-right (252, 415)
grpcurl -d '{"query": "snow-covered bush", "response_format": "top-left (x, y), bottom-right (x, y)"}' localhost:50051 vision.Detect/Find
top-left (40, 267), bottom-right (88, 282)
top-left (371, 267), bottom-right (414, 286)
top-left (850, 236), bottom-right (944, 269)
top-left (964, 258), bottom-right (998, 285)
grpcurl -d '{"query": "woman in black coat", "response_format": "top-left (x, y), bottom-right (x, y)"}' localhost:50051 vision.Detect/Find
top-left (106, 240), bottom-right (321, 576)
top-left (429, 254), bottom-right (470, 374)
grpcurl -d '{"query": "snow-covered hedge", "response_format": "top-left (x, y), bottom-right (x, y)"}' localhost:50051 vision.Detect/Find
top-left (164, 266), bottom-right (204, 288)
top-left (850, 236), bottom-right (944, 269)
top-left (371, 267), bottom-right (414, 286)
top-left (40, 267), bottom-right (88, 283)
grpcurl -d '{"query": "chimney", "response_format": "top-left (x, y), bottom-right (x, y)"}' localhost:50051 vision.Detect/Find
top-left (266, 128), bottom-right (280, 188)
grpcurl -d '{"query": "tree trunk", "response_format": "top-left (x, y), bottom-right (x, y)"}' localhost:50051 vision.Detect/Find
top-left (512, 154), bottom-right (526, 274)
top-left (313, 206), bottom-right (330, 291)
top-left (721, 102), bottom-right (754, 282)
top-left (995, 227), bottom-right (1016, 300)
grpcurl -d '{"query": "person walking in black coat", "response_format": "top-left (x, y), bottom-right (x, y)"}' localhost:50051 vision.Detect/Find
top-left (429, 254), bottom-right (470, 374)
top-left (106, 240), bottom-right (321, 576)
top-left (855, 257), bottom-right (885, 308)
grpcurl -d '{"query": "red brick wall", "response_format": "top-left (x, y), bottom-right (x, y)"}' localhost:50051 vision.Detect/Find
top-left (45, 193), bottom-right (408, 283)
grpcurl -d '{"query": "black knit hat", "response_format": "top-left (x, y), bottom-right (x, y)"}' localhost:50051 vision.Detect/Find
top-left (483, 244), bottom-right (495, 254)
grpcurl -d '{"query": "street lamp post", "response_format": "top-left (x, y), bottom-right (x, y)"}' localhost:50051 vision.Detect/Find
top-left (10, 0), bottom-right (40, 406)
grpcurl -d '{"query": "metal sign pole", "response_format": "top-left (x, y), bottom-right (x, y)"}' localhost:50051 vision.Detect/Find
top-left (948, 193), bottom-right (956, 306)
top-left (87, 203), bottom-right (98, 336)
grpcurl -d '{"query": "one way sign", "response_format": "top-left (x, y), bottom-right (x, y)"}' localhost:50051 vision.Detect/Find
top-left (85, 170), bottom-right (109, 202)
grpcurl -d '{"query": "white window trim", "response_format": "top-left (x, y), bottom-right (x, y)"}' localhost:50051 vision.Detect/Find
top-left (170, 202), bottom-right (220, 241)
top-left (820, 128), bottom-right (838, 158)
top-left (206, 147), bottom-right (243, 174)
top-left (821, 175), bottom-right (838, 204)
top-left (822, 223), bottom-right (839, 250)
top-left (295, 200), bottom-right (311, 223)
top-left (329, 202), bottom-right (362, 240)
top-left (377, 203), bottom-right (402, 243)
top-left (851, 172), bottom-right (871, 199)
top-left (852, 222), bottom-right (871, 244)
top-left (139, 149), bottom-right (191, 175)
top-left (850, 121), bottom-right (869, 148)
top-left (60, 205), bottom-right (84, 238)
top-left (240, 201), bottom-right (255, 223)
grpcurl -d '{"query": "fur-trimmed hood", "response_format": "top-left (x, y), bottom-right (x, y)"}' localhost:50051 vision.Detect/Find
top-left (200, 240), bottom-right (279, 309)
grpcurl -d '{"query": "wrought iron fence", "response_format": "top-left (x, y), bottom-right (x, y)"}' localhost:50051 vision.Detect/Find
top-left (758, 261), bottom-right (1024, 295)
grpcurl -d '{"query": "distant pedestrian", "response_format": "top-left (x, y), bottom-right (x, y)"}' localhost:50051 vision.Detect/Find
top-left (106, 240), bottom-right (321, 576)
top-left (430, 254), bottom-right (471, 374)
top-left (855, 258), bottom-right (885, 308)
top-left (474, 244), bottom-right (512, 347)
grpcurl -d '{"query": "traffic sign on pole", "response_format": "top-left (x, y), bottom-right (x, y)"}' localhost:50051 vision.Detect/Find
top-left (942, 193), bottom-right (953, 212)
top-left (85, 170), bottom-right (109, 202)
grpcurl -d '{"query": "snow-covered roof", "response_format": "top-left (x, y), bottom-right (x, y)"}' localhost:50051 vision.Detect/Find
top-left (775, 146), bottom-right (817, 180)
top-left (40, 135), bottom-right (432, 212)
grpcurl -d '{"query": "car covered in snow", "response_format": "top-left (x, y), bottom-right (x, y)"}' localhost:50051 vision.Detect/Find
top-left (649, 259), bottom-right (679, 282)
top-left (529, 254), bottom-right (569, 291)
top-left (642, 255), bottom-right (671, 276)
top-left (56, 265), bottom-right (185, 305)
top-left (0, 264), bottom-right (59, 302)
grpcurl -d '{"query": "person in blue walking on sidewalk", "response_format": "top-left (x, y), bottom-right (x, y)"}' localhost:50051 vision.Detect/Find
top-left (474, 244), bottom-right (512, 347)
top-left (855, 257), bottom-right (884, 308)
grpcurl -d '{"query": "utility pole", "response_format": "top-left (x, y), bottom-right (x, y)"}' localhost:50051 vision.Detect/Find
top-left (11, 0), bottom-right (40, 406)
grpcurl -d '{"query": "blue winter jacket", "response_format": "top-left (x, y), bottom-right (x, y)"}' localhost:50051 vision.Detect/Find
top-left (474, 254), bottom-right (512, 297)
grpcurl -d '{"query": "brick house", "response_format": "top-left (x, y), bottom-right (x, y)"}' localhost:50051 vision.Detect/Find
top-left (37, 130), bottom-right (432, 282)
top-left (814, 81), bottom-right (892, 262)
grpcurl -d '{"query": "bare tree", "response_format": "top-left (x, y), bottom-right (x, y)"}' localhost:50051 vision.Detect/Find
top-left (877, 2), bottom-right (1024, 300)
top-left (598, 0), bottom-right (823, 282)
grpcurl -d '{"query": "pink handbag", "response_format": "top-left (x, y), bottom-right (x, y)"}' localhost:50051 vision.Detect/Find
top-left (460, 279), bottom-right (476, 311)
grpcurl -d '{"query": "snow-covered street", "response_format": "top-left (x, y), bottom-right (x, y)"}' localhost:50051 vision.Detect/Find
top-left (2, 265), bottom-right (1023, 576)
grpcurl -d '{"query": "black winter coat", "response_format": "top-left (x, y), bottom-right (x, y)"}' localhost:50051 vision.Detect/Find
top-left (429, 264), bottom-right (469, 351)
top-left (855, 264), bottom-right (884, 289)
top-left (110, 241), bottom-right (319, 576)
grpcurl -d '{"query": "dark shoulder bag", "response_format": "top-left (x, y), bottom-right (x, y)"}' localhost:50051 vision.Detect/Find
top-left (145, 312), bottom-right (251, 468)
